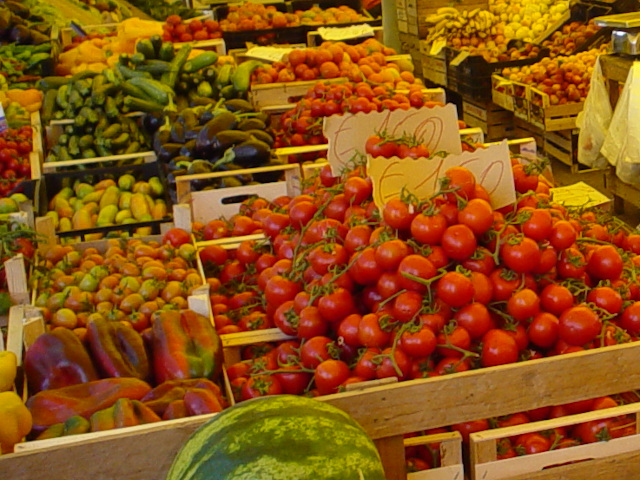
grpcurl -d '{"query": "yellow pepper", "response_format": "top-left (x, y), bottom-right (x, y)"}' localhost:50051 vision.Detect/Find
top-left (0, 391), bottom-right (32, 452)
top-left (0, 351), bottom-right (17, 392)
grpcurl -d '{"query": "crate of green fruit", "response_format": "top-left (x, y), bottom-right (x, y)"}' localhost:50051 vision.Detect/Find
top-left (40, 160), bottom-right (172, 241)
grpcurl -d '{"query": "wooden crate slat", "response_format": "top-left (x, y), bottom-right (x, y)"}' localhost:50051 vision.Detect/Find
top-left (249, 77), bottom-right (347, 109)
top-left (320, 341), bottom-right (640, 440)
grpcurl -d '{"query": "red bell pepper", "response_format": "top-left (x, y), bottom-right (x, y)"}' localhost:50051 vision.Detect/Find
top-left (151, 310), bottom-right (223, 384)
top-left (86, 318), bottom-right (150, 381)
top-left (89, 398), bottom-right (161, 432)
top-left (27, 377), bottom-right (152, 431)
top-left (24, 328), bottom-right (99, 394)
top-left (142, 378), bottom-right (226, 417)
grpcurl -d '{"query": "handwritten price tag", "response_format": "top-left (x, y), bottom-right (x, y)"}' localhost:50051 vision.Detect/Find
top-left (317, 24), bottom-right (375, 41)
top-left (368, 140), bottom-right (516, 210)
top-left (323, 104), bottom-right (462, 175)
top-left (550, 182), bottom-right (611, 209)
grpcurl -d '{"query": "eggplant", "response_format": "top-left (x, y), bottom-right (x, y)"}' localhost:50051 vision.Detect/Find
top-left (143, 112), bottom-right (165, 134)
top-left (195, 111), bottom-right (238, 156)
top-left (237, 118), bottom-right (266, 131)
top-left (6, 1), bottom-right (30, 18)
top-left (156, 143), bottom-right (183, 163)
top-left (184, 126), bottom-right (203, 141)
top-left (246, 130), bottom-right (274, 146)
top-left (153, 130), bottom-right (172, 152)
top-left (223, 99), bottom-right (254, 113)
top-left (188, 160), bottom-right (214, 175)
top-left (179, 140), bottom-right (197, 157)
top-left (253, 161), bottom-right (287, 183)
top-left (222, 139), bottom-right (271, 169)
top-left (213, 130), bottom-right (251, 153)
top-left (181, 109), bottom-right (198, 130)
top-left (171, 122), bottom-right (185, 143)
top-left (0, 9), bottom-right (11, 36)
top-left (10, 25), bottom-right (32, 44)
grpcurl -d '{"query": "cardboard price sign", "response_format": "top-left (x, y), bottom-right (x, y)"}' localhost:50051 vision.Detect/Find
top-left (368, 140), bottom-right (516, 210)
top-left (323, 104), bottom-right (462, 175)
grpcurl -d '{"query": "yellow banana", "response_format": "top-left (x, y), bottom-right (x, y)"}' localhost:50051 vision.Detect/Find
top-left (437, 7), bottom-right (459, 15)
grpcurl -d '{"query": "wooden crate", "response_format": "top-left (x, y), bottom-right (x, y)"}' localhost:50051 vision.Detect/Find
top-left (420, 48), bottom-right (447, 88)
top-left (470, 402), bottom-right (640, 480)
top-left (397, 0), bottom-right (409, 33)
top-left (462, 100), bottom-right (514, 143)
top-left (491, 74), bottom-right (514, 112)
top-left (249, 77), bottom-right (348, 110)
top-left (544, 128), bottom-right (581, 173)
top-left (604, 168), bottom-right (640, 216)
top-left (528, 87), bottom-right (584, 132)
top-left (406, 0), bottom-right (489, 37)
top-left (513, 117), bottom-right (544, 151)
top-left (511, 80), bottom-right (530, 122)
top-left (405, 431), bottom-right (464, 480)
top-left (175, 163), bottom-right (302, 222)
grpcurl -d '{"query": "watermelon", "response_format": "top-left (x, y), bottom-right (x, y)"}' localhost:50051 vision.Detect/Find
top-left (167, 395), bottom-right (386, 480)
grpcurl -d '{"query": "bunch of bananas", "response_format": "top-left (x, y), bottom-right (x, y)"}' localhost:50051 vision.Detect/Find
top-left (424, 7), bottom-right (496, 43)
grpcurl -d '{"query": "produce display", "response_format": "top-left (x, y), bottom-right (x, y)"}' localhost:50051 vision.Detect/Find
top-left (167, 395), bottom-right (386, 480)
top-left (251, 39), bottom-right (415, 85)
top-left (43, 175), bottom-right (168, 234)
top-left (274, 82), bottom-right (445, 151)
top-left (502, 46), bottom-right (605, 104)
top-left (21, 233), bottom-right (227, 440)
top-left (4, 2), bottom-right (640, 477)
top-left (218, 2), bottom-right (368, 31)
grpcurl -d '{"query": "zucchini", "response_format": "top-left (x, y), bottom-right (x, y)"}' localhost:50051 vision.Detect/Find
top-left (101, 124), bottom-right (122, 139)
top-left (165, 44), bottom-right (191, 89)
top-left (116, 63), bottom-right (152, 80)
top-left (79, 107), bottom-right (99, 124)
top-left (42, 88), bottom-right (58, 123)
top-left (70, 71), bottom-right (99, 83)
top-left (150, 35), bottom-right (163, 56)
top-left (38, 76), bottom-right (70, 90)
top-left (127, 77), bottom-right (172, 105)
top-left (130, 52), bottom-right (146, 65)
top-left (68, 136), bottom-right (80, 156)
top-left (122, 80), bottom-right (156, 102)
top-left (56, 84), bottom-right (69, 109)
top-left (183, 51), bottom-right (219, 73)
top-left (231, 60), bottom-right (263, 94)
top-left (82, 148), bottom-right (97, 159)
top-left (74, 79), bottom-right (91, 97)
top-left (136, 39), bottom-right (155, 60)
top-left (105, 96), bottom-right (119, 119)
top-left (123, 96), bottom-right (165, 113)
top-left (111, 132), bottom-right (130, 149)
top-left (136, 60), bottom-right (172, 76)
top-left (78, 135), bottom-right (94, 149)
top-left (158, 42), bottom-right (174, 62)
top-left (216, 64), bottom-right (233, 88)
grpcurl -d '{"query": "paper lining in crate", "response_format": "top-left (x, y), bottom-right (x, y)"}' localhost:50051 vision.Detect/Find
top-left (175, 163), bottom-right (302, 223)
top-left (528, 87), bottom-right (584, 132)
top-left (470, 402), bottom-right (640, 480)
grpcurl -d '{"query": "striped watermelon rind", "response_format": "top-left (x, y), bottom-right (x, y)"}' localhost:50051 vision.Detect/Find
top-left (167, 395), bottom-right (386, 480)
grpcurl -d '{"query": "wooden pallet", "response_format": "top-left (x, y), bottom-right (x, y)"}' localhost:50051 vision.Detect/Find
top-left (462, 100), bottom-right (514, 143)
top-left (470, 402), bottom-right (640, 480)
top-left (175, 163), bottom-right (302, 222)
top-left (528, 87), bottom-right (584, 132)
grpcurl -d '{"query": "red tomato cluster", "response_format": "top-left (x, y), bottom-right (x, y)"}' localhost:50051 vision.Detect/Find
top-left (274, 81), bottom-right (445, 157)
top-left (0, 125), bottom-right (33, 195)
top-left (163, 15), bottom-right (222, 43)
top-left (196, 153), bottom-right (640, 402)
top-left (365, 133), bottom-right (430, 159)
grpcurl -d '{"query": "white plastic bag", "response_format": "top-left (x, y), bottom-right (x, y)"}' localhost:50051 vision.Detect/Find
top-left (601, 61), bottom-right (640, 187)
top-left (576, 57), bottom-right (612, 169)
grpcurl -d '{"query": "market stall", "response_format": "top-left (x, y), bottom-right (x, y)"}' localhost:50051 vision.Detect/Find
top-left (4, 0), bottom-right (640, 479)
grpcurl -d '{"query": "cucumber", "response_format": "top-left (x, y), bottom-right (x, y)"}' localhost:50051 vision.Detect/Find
top-left (79, 107), bottom-right (99, 124)
top-left (74, 79), bottom-right (91, 97)
top-left (56, 84), bottom-right (69, 109)
top-left (78, 135), bottom-right (94, 149)
top-left (111, 132), bottom-right (130, 149)
top-left (82, 148), bottom-right (97, 159)
top-left (101, 124), bottom-right (122, 139)
top-left (123, 96), bottom-right (165, 113)
top-left (42, 88), bottom-right (58, 123)
top-left (105, 96), bottom-right (119, 119)
top-left (68, 135), bottom-right (80, 156)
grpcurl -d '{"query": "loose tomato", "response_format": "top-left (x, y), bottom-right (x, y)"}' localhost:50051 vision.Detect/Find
top-left (300, 336), bottom-right (334, 369)
top-left (454, 302), bottom-right (495, 339)
top-left (506, 288), bottom-right (540, 323)
top-left (399, 324), bottom-right (437, 358)
top-left (441, 224), bottom-right (477, 261)
top-left (558, 305), bottom-right (601, 346)
top-left (241, 374), bottom-right (283, 400)
top-left (500, 235), bottom-right (540, 274)
top-left (587, 245), bottom-right (623, 281)
top-left (411, 212), bottom-right (448, 245)
top-left (458, 198), bottom-right (494, 235)
top-left (481, 329), bottom-right (519, 367)
top-left (528, 312), bottom-right (559, 349)
top-left (358, 313), bottom-right (393, 348)
top-left (163, 228), bottom-right (191, 247)
top-left (315, 359), bottom-right (350, 395)
top-left (436, 271), bottom-right (474, 308)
